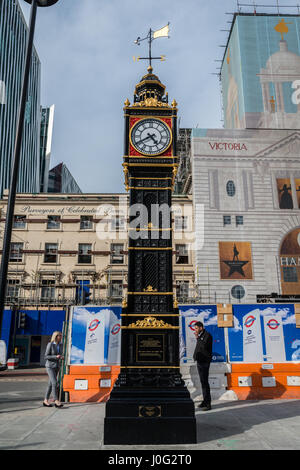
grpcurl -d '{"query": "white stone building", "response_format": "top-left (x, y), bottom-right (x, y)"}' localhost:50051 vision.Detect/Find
top-left (0, 191), bottom-right (195, 306)
top-left (189, 128), bottom-right (300, 304)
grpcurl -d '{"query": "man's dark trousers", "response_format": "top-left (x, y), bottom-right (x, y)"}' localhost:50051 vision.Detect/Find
top-left (197, 362), bottom-right (211, 406)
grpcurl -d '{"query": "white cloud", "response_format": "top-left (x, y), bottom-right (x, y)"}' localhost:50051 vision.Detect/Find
top-left (232, 315), bottom-right (242, 332)
top-left (291, 348), bottom-right (300, 362)
top-left (72, 307), bottom-right (93, 326)
top-left (70, 345), bottom-right (84, 364)
top-left (282, 314), bottom-right (296, 325)
top-left (291, 339), bottom-right (300, 349)
top-left (180, 308), bottom-right (212, 318)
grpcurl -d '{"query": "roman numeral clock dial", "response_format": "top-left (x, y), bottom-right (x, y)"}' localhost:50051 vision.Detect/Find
top-left (130, 118), bottom-right (171, 155)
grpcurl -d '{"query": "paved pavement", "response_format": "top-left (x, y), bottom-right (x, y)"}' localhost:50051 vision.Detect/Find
top-left (1, 368), bottom-right (300, 451)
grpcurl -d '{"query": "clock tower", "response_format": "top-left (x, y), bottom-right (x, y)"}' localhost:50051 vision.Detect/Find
top-left (104, 65), bottom-right (196, 445)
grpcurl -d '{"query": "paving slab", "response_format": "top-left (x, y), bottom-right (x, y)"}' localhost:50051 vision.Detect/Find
top-left (0, 387), bottom-right (300, 451)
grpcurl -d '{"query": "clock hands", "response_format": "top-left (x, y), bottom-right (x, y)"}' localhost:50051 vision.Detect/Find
top-left (138, 132), bottom-right (159, 145)
top-left (148, 133), bottom-right (158, 144)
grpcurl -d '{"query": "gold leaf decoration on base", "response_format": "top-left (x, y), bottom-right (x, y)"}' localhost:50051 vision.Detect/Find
top-left (128, 316), bottom-right (172, 329)
top-left (143, 285), bottom-right (157, 292)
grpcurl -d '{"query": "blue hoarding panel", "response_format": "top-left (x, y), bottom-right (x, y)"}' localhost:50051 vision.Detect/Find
top-left (70, 306), bottom-right (121, 365)
top-left (228, 304), bottom-right (300, 363)
top-left (179, 305), bottom-right (226, 363)
top-left (15, 309), bottom-right (65, 336)
top-left (44, 310), bottom-right (65, 335)
top-left (0, 309), bottom-right (13, 351)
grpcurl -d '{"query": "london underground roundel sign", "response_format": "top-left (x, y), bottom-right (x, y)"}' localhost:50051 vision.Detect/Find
top-left (88, 319), bottom-right (100, 332)
top-left (266, 319), bottom-right (280, 330)
top-left (188, 320), bottom-right (198, 331)
top-left (111, 323), bottom-right (121, 335)
top-left (244, 315), bottom-right (256, 328)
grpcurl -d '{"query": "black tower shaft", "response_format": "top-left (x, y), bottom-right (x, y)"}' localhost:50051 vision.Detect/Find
top-left (104, 70), bottom-right (196, 445)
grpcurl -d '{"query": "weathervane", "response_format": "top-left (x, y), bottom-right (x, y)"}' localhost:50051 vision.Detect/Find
top-left (274, 18), bottom-right (292, 41)
top-left (133, 23), bottom-right (170, 67)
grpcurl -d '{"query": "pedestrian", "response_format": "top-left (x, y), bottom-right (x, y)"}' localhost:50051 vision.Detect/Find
top-left (43, 331), bottom-right (64, 408)
top-left (193, 321), bottom-right (212, 411)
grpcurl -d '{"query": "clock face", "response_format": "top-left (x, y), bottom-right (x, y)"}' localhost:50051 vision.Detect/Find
top-left (130, 118), bottom-right (172, 156)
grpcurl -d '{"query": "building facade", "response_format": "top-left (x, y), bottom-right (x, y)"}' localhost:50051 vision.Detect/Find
top-left (40, 105), bottom-right (55, 192)
top-left (175, 10), bottom-right (300, 304)
top-left (0, 0), bottom-right (42, 196)
top-left (0, 191), bottom-right (194, 307)
top-left (48, 163), bottom-right (82, 194)
top-left (221, 13), bottom-right (300, 129)
top-left (191, 127), bottom-right (300, 304)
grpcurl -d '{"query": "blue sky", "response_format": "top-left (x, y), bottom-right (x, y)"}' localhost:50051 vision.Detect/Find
top-left (19, 0), bottom-right (294, 193)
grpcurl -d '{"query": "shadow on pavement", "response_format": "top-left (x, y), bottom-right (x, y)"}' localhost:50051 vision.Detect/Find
top-left (195, 399), bottom-right (300, 444)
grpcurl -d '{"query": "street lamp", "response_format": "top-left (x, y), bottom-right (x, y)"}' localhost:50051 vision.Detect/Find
top-left (0, 0), bottom-right (60, 338)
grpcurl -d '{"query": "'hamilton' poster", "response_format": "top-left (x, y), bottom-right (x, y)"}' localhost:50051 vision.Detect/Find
top-left (219, 241), bottom-right (253, 280)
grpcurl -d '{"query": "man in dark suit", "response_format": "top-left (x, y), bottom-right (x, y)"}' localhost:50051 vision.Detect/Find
top-left (193, 321), bottom-right (212, 411)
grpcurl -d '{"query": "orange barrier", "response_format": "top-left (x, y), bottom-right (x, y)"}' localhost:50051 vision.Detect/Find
top-left (63, 365), bottom-right (120, 402)
top-left (227, 363), bottom-right (300, 400)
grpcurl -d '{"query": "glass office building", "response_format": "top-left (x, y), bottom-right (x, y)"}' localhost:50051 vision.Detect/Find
top-left (48, 163), bottom-right (82, 194)
top-left (0, 0), bottom-right (41, 197)
top-left (40, 105), bottom-right (55, 192)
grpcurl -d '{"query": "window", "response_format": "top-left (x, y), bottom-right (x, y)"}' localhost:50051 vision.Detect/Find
top-left (111, 244), bottom-right (124, 264)
top-left (44, 243), bottom-right (58, 263)
top-left (78, 244), bottom-right (92, 264)
top-left (76, 280), bottom-right (91, 304)
top-left (175, 216), bottom-right (187, 231)
top-left (80, 216), bottom-right (93, 230)
top-left (41, 280), bottom-right (55, 300)
top-left (223, 215), bottom-right (231, 226)
top-left (6, 280), bottom-right (20, 300)
top-left (175, 244), bottom-right (189, 264)
top-left (277, 178), bottom-right (293, 209)
top-left (47, 215), bottom-right (61, 230)
top-left (111, 216), bottom-right (125, 231)
top-left (226, 180), bottom-right (236, 197)
top-left (231, 285), bottom-right (245, 300)
top-left (13, 215), bottom-right (26, 229)
top-left (236, 215), bottom-right (244, 226)
top-left (110, 280), bottom-right (123, 298)
top-left (283, 266), bottom-right (298, 283)
top-left (9, 243), bottom-right (23, 263)
top-left (176, 281), bottom-right (189, 299)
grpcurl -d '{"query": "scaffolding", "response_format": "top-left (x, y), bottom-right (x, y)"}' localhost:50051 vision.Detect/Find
top-left (3, 279), bottom-right (247, 307)
top-left (236, 2), bottom-right (300, 15)
top-left (174, 128), bottom-right (192, 195)
top-left (215, 2), bottom-right (300, 77)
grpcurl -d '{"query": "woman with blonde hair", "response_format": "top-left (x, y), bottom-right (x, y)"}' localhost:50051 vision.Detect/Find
top-left (43, 331), bottom-right (64, 408)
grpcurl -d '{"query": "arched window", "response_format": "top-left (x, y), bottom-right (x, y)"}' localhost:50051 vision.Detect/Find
top-left (226, 180), bottom-right (236, 197)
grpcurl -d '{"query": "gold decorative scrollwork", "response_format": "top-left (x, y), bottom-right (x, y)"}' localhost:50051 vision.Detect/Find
top-left (143, 285), bottom-right (157, 292)
top-left (128, 316), bottom-right (172, 329)
top-left (131, 97), bottom-right (170, 108)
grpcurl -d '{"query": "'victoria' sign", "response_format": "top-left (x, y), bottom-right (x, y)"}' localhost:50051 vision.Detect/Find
top-left (209, 142), bottom-right (248, 151)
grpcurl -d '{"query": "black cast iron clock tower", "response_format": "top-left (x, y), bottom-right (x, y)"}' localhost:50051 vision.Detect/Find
top-left (104, 65), bottom-right (196, 445)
